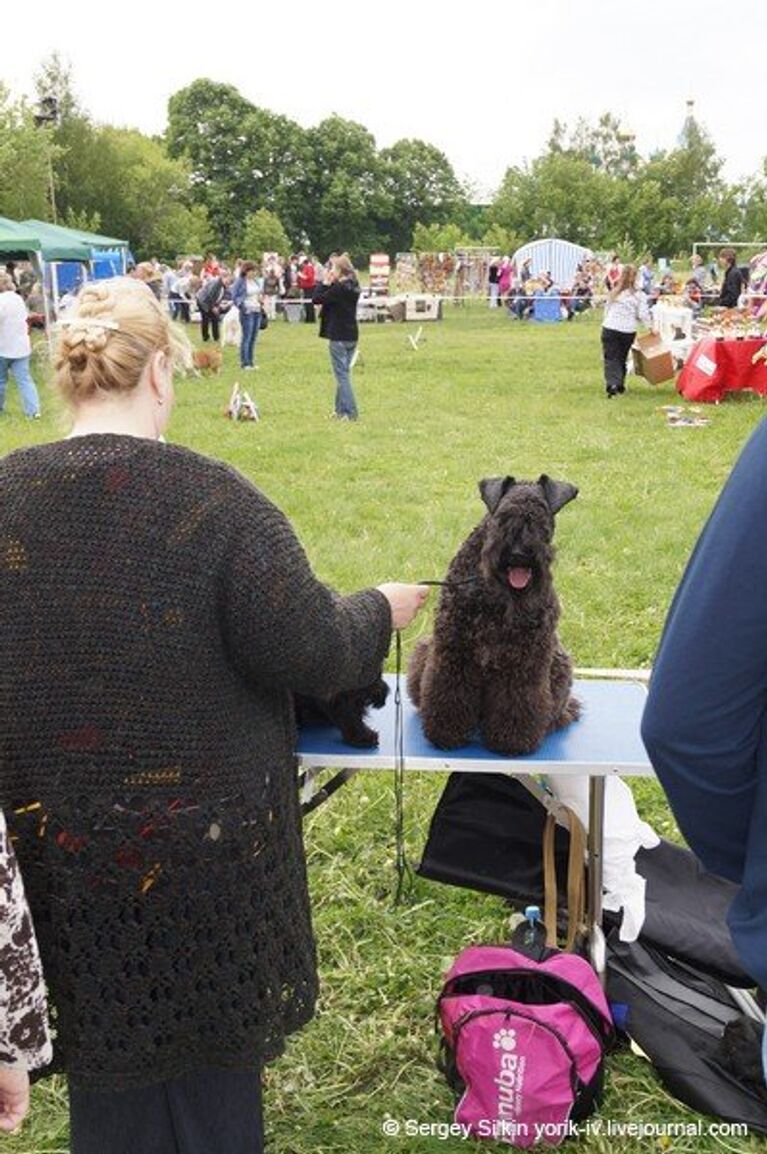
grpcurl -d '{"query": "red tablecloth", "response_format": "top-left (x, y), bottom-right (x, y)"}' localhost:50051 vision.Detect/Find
top-left (677, 336), bottom-right (767, 402)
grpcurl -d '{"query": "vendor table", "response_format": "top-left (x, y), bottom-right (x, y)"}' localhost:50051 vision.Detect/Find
top-left (297, 676), bottom-right (652, 975)
top-left (677, 335), bottom-right (767, 402)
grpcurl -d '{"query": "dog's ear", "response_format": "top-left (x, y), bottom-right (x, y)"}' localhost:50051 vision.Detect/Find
top-left (538, 475), bottom-right (578, 514)
top-left (479, 476), bottom-right (515, 513)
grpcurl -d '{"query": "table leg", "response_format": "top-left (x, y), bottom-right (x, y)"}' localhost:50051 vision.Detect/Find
top-left (588, 775), bottom-right (607, 982)
top-left (300, 767), bottom-right (360, 814)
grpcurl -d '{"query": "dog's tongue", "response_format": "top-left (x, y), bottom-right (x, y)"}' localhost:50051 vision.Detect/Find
top-left (508, 567), bottom-right (532, 590)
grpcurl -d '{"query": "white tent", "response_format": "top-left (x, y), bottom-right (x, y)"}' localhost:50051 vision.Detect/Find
top-left (512, 238), bottom-right (593, 289)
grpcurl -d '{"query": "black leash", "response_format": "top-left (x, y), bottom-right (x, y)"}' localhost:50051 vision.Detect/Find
top-left (393, 629), bottom-right (411, 904)
top-left (415, 576), bottom-right (479, 587)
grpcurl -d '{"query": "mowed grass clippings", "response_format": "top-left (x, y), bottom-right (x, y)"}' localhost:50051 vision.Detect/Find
top-left (3, 305), bottom-right (766, 1152)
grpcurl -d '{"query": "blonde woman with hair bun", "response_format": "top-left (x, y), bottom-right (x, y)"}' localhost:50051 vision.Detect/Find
top-left (0, 277), bottom-right (428, 1151)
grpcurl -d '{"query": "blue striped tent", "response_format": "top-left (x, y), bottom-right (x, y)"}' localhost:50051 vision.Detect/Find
top-left (512, 238), bottom-right (593, 290)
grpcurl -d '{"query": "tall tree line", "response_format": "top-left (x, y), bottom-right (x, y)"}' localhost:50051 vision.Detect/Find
top-left (5, 60), bottom-right (767, 261)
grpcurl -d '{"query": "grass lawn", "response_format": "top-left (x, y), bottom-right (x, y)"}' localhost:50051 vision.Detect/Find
top-left (3, 304), bottom-right (766, 1152)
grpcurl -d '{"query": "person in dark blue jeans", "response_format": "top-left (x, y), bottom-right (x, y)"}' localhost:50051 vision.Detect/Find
top-left (642, 414), bottom-right (767, 1085)
top-left (313, 254), bottom-right (360, 419)
top-left (231, 262), bottom-right (263, 370)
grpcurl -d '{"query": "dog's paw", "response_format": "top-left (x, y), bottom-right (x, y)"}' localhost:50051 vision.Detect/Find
top-left (558, 695), bottom-right (581, 726)
top-left (340, 724), bottom-right (379, 748)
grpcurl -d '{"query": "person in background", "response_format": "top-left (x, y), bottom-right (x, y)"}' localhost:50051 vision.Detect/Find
top-left (656, 272), bottom-right (676, 296)
top-left (201, 253), bottom-right (221, 281)
top-left (641, 414), bottom-right (767, 1085)
top-left (600, 262), bottom-right (650, 399)
top-left (510, 258), bottom-right (533, 320)
top-left (604, 253), bottom-right (622, 291)
top-left (195, 272), bottom-right (228, 343)
top-left (638, 256), bottom-right (654, 296)
top-left (487, 258), bottom-right (500, 308)
top-left (172, 261), bottom-right (194, 325)
top-left (718, 247), bottom-right (744, 308)
top-left (132, 263), bottom-right (162, 302)
top-left (0, 273), bottom-right (41, 419)
top-left (690, 253), bottom-right (708, 292)
top-left (497, 257), bottom-right (513, 311)
top-left (262, 260), bottom-right (283, 321)
top-left (683, 278), bottom-right (703, 316)
top-left (0, 276), bottom-right (429, 1153)
top-left (231, 261), bottom-right (263, 371)
top-left (0, 808), bottom-right (52, 1132)
top-left (313, 253), bottom-right (361, 421)
top-left (297, 258), bottom-right (316, 323)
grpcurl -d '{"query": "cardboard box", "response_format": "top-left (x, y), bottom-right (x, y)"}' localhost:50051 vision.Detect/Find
top-left (632, 332), bottom-right (675, 385)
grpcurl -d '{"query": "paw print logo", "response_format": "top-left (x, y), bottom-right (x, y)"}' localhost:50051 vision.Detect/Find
top-left (493, 1028), bottom-right (517, 1052)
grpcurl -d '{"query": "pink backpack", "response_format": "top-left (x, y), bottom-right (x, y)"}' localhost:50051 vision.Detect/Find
top-left (438, 944), bottom-right (614, 1148)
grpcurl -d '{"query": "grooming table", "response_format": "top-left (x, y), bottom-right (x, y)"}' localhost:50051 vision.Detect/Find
top-left (297, 676), bottom-right (653, 975)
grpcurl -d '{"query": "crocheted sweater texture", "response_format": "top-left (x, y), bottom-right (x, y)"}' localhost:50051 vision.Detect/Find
top-left (0, 435), bottom-right (392, 1089)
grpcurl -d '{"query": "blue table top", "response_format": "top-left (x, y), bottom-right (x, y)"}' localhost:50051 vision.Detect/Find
top-left (296, 676), bottom-right (653, 777)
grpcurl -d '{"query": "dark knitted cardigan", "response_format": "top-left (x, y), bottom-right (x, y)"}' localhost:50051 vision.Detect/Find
top-left (0, 435), bottom-right (392, 1089)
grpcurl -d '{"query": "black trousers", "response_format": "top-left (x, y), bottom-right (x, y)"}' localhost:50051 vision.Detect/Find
top-left (601, 327), bottom-right (635, 394)
top-left (69, 1067), bottom-right (263, 1154)
top-left (200, 308), bottom-right (220, 342)
top-left (302, 294), bottom-right (316, 324)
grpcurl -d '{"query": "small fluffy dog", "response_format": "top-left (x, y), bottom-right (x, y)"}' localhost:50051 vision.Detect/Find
top-left (294, 677), bottom-right (389, 748)
top-left (221, 307), bottom-right (242, 347)
top-left (192, 347), bottom-right (222, 374)
top-left (408, 474), bottom-right (580, 755)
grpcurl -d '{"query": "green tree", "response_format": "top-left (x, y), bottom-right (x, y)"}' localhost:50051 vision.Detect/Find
top-left (76, 127), bottom-right (211, 259)
top-left (0, 84), bottom-right (57, 220)
top-left (378, 138), bottom-right (467, 254)
top-left (166, 79), bottom-right (310, 251)
top-left (548, 112), bottom-right (640, 179)
top-left (481, 222), bottom-right (520, 256)
top-left (412, 221), bottom-right (473, 251)
top-left (488, 153), bottom-right (616, 249)
top-left (302, 115), bottom-right (389, 259)
top-left (240, 208), bottom-right (290, 260)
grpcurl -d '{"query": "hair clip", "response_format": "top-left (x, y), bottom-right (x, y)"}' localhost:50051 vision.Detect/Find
top-left (55, 317), bottom-right (121, 332)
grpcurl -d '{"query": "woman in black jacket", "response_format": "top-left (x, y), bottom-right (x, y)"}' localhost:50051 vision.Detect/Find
top-left (718, 247), bottom-right (744, 308)
top-left (313, 253), bottom-right (360, 420)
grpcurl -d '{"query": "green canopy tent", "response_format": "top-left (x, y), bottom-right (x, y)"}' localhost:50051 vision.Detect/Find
top-left (0, 216), bottom-right (53, 335)
top-left (17, 221), bottom-right (94, 312)
top-left (22, 220), bottom-right (130, 297)
top-left (0, 216), bottom-right (45, 259)
top-left (12, 219), bottom-right (90, 262)
top-left (21, 219), bottom-right (128, 258)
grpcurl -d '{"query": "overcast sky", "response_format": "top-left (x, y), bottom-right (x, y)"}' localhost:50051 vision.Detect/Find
top-left (6, 0), bottom-right (766, 199)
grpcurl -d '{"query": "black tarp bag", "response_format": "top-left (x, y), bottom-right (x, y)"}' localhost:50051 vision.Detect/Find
top-left (606, 932), bottom-right (767, 1133)
top-left (417, 772), bottom-right (750, 986)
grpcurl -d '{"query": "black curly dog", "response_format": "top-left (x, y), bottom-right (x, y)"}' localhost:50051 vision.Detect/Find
top-left (408, 474), bottom-right (580, 755)
top-left (294, 677), bottom-right (389, 748)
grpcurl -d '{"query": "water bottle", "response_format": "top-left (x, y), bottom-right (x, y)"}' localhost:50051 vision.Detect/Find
top-left (512, 904), bottom-right (549, 960)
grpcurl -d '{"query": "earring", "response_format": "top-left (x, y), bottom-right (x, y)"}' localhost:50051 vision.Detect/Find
top-left (157, 397), bottom-right (165, 406)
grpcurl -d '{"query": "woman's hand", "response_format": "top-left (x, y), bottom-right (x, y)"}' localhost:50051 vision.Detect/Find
top-left (377, 584), bottom-right (430, 630)
top-left (0, 1067), bottom-right (30, 1133)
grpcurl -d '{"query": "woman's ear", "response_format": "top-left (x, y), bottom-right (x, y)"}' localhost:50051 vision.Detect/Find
top-left (149, 350), bottom-right (172, 406)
